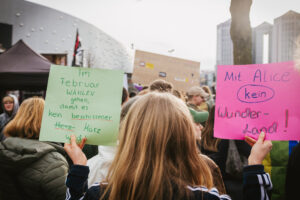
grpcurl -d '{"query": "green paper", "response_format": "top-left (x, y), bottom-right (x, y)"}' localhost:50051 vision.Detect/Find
top-left (39, 65), bottom-right (123, 145)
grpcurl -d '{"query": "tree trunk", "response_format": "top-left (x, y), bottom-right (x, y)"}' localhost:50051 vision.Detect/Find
top-left (230, 0), bottom-right (253, 65)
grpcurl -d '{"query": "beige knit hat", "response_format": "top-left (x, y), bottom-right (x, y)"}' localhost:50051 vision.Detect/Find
top-left (187, 86), bottom-right (209, 99)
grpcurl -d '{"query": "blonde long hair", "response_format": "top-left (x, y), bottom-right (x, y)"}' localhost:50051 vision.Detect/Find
top-left (201, 106), bottom-right (220, 152)
top-left (101, 92), bottom-right (213, 200)
top-left (4, 97), bottom-right (44, 139)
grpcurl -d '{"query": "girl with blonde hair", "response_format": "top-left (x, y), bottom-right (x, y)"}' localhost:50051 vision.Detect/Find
top-left (0, 97), bottom-right (69, 200)
top-left (65, 92), bottom-right (273, 200)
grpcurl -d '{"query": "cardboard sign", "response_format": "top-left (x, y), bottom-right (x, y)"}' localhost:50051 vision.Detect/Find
top-left (215, 62), bottom-right (300, 141)
top-left (39, 65), bottom-right (123, 145)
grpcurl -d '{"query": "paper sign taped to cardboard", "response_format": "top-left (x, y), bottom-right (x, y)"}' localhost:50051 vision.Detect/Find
top-left (39, 65), bottom-right (123, 145)
top-left (215, 62), bottom-right (300, 141)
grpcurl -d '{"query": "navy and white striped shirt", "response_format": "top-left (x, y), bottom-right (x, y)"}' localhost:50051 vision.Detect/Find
top-left (66, 165), bottom-right (271, 200)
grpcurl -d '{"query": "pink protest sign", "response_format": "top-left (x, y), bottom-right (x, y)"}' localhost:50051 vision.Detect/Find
top-left (215, 62), bottom-right (300, 141)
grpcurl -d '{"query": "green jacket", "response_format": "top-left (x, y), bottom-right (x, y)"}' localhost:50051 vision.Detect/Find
top-left (0, 137), bottom-right (69, 200)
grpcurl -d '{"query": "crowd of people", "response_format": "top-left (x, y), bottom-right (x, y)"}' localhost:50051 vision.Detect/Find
top-left (0, 75), bottom-right (299, 200)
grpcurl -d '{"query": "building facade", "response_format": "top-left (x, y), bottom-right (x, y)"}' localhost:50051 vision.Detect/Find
top-left (132, 50), bottom-right (200, 92)
top-left (216, 19), bottom-right (233, 67)
top-left (252, 22), bottom-right (273, 64)
top-left (0, 0), bottom-right (133, 72)
top-left (272, 10), bottom-right (300, 63)
top-left (216, 10), bottom-right (300, 66)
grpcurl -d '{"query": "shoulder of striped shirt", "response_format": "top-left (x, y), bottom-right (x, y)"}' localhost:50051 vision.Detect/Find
top-left (186, 186), bottom-right (231, 199)
top-left (86, 183), bottom-right (231, 200)
top-left (256, 173), bottom-right (273, 200)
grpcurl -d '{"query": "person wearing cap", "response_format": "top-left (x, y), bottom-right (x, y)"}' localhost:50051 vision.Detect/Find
top-left (188, 107), bottom-right (209, 139)
top-left (186, 86), bottom-right (210, 112)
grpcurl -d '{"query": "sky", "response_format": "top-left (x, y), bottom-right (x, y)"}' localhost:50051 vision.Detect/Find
top-left (28, 0), bottom-right (300, 70)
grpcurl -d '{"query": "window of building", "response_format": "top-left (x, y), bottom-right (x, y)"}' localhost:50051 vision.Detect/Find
top-left (159, 72), bottom-right (167, 77)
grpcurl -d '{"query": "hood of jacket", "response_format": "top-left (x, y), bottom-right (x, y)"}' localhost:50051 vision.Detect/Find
top-left (0, 137), bottom-right (65, 172)
top-left (0, 94), bottom-right (20, 129)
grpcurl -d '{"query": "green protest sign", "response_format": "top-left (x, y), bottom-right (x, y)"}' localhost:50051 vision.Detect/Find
top-left (39, 65), bottom-right (123, 145)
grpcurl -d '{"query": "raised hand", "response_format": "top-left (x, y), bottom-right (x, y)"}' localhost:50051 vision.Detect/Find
top-left (64, 135), bottom-right (87, 165)
top-left (245, 132), bottom-right (272, 165)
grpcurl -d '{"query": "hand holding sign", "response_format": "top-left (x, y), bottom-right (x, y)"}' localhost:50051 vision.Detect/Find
top-left (39, 65), bottom-right (123, 145)
top-left (215, 62), bottom-right (300, 141)
top-left (246, 132), bottom-right (273, 165)
top-left (64, 135), bottom-right (87, 165)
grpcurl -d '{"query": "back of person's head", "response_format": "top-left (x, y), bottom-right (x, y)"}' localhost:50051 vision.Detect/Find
top-left (4, 97), bottom-right (44, 139)
top-left (149, 79), bottom-right (173, 93)
top-left (120, 96), bottom-right (140, 121)
top-left (202, 86), bottom-right (212, 96)
top-left (200, 106), bottom-right (220, 152)
top-left (137, 88), bottom-right (149, 96)
top-left (186, 86), bottom-right (209, 101)
top-left (103, 92), bottom-right (213, 200)
top-left (122, 87), bottom-right (129, 105)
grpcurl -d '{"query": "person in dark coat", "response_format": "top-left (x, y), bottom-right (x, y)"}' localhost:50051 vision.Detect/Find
top-left (200, 105), bottom-right (251, 200)
top-left (0, 97), bottom-right (69, 200)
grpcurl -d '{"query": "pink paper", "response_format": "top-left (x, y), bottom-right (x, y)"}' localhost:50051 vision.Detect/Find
top-left (214, 62), bottom-right (300, 141)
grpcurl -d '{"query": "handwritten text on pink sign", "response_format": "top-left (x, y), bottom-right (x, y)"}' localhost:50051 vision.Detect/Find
top-left (214, 62), bottom-right (300, 141)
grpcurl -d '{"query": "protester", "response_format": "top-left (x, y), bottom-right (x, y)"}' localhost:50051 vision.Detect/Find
top-left (186, 86), bottom-right (210, 112)
top-left (200, 106), bottom-right (220, 154)
top-left (137, 88), bottom-right (150, 96)
top-left (286, 142), bottom-right (300, 200)
top-left (64, 92), bottom-right (272, 200)
top-left (285, 37), bottom-right (300, 199)
top-left (199, 105), bottom-right (252, 200)
top-left (149, 79), bottom-right (173, 93)
top-left (0, 97), bottom-right (69, 200)
top-left (172, 89), bottom-right (186, 102)
top-left (0, 94), bottom-right (19, 141)
top-left (87, 96), bottom-right (140, 186)
top-left (122, 87), bottom-right (129, 105)
top-left (201, 86), bottom-right (215, 110)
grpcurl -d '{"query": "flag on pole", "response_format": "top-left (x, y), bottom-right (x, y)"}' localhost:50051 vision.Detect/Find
top-left (72, 29), bottom-right (83, 67)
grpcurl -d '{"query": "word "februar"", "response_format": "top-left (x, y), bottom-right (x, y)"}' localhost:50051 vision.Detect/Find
top-left (60, 78), bottom-right (99, 88)
top-left (66, 89), bottom-right (95, 96)
top-left (217, 106), bottom-right (262, 119)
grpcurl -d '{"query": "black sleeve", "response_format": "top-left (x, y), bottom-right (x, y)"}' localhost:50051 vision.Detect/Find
top-left (243, 165), bottom-right (272, 200)
top-left (235, 140), bottom-right (251, 158)
top-left (285, 143), bottom-right (300, 200)
top-left (66, 165), bottom-right (90, 200)
top-left (215, 140), bottom-right (229, 176)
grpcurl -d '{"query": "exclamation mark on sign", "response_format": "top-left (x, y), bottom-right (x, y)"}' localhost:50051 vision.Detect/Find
top-left (284, 109), bottom-right (289, 132)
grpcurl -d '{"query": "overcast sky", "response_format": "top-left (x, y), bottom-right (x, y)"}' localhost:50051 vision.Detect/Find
top-left (28, 0), bottom-right (300, 70)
